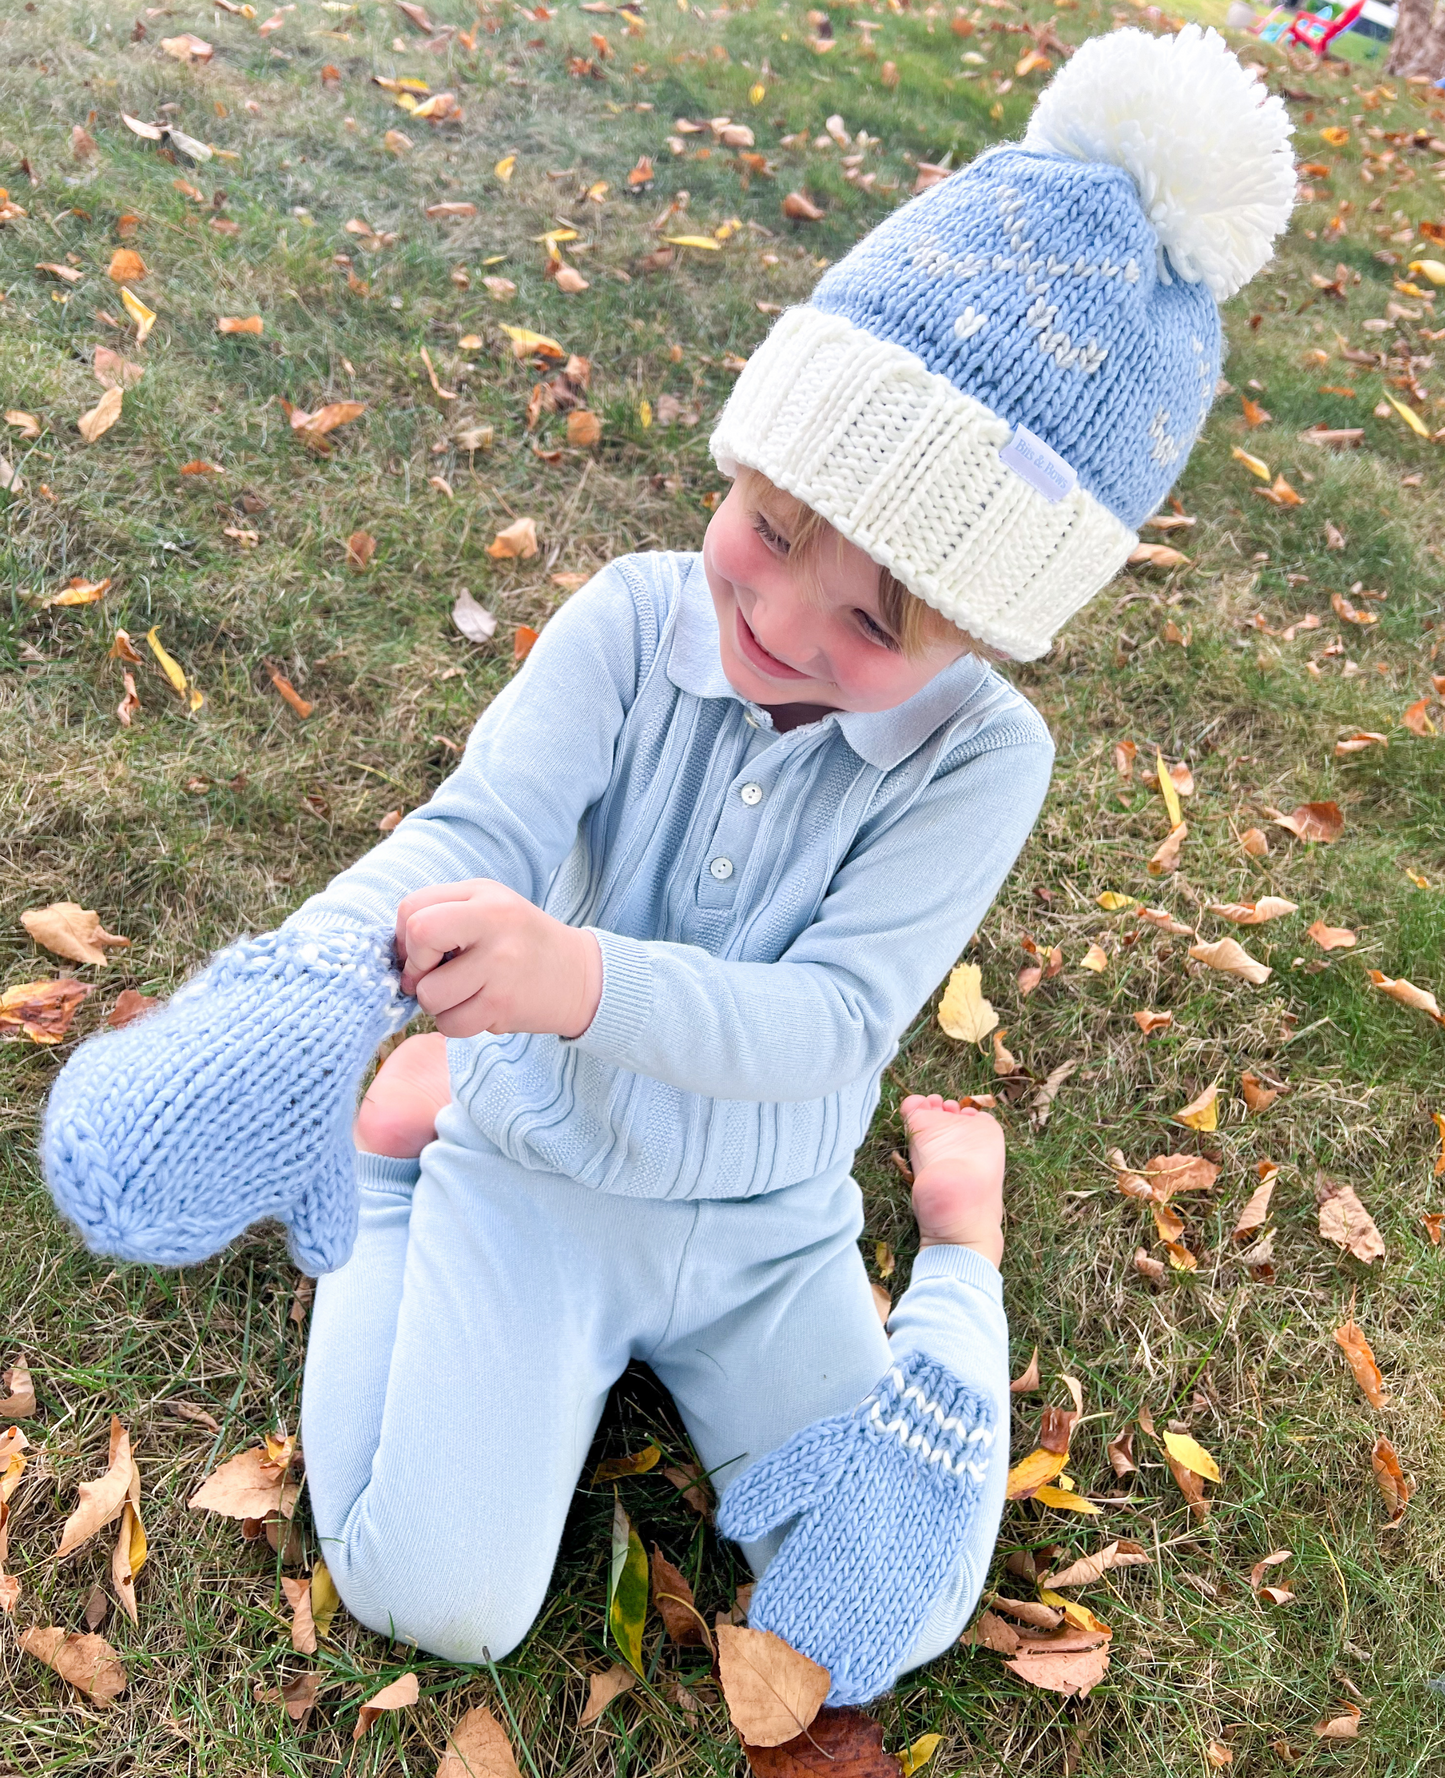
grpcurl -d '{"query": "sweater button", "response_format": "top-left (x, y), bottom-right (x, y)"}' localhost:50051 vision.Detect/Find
top-left (709, 856), bottom-right (734, 881)
top-left (739, 782), bottom-right (764, 806)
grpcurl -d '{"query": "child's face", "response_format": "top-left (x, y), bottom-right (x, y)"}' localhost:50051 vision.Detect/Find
top-left (702, 482), bottom-right (968, 714)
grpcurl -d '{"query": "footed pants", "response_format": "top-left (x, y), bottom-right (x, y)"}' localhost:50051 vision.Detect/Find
top-left (301, 1100), bottom-right (1010, 1677)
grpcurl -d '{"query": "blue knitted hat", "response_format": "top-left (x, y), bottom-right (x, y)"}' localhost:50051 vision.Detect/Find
top-left (711, 26), bottom-right (1295, 660)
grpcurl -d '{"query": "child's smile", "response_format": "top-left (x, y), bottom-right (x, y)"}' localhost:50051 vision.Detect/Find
top-left (702, 481), bottom-right (966, 718)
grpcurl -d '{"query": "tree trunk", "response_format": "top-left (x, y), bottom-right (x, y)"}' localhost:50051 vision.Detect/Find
top-left (1386, 0), bottom-right (1445, 78)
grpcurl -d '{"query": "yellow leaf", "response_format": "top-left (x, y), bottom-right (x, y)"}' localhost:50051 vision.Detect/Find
top-left (901, 1732), bottom-right (944, 1776)
top-left (639, 398), bottom-right (652, 429)
top-left (608, 1501), bottom-right (649, 1676)
top-left (749, 82), bottom-right (766, 104)
top-left (498, 323), bottom-right (565, 359)
top-left (1231, 445), bottom-right (1270, 480)
top-left (1174, 1084), bottom-right (1219, 1131)
top-left (1080, 943), bottom-right (1108, 973)
top-left (119, 286), bottom-right (156, 343)
top-left (663, 234), bottom-right (723, 250)
top-left (145, 627), bottom-right (189, 698)
top-left (1382, 391), bottom-right (1430, 438)
top-left (494, 153), bottom-right (516, 180)
top-left (1161, 1430), bottom-right (1221, 1484)
top-left (1096, 891), bottom-right (1136, 911)
top-left (1319, 125), bottom-right (1349, 145)
top-left (1156, 751), bottom-right (1182, 829)
top-left (1005, 1445), bottom-right (1068, 1500)
top-left (1408, 258), bottom-right (1445, 287)
top-left (1038, 1589), bottom-right (1111, 1632)
top-left (937, 961), bottom-right (998, 1044)
top-left (1031, 1485), bottom-right (1101, 1514)
top-left (310, 1560), bottom-right (341, 1639)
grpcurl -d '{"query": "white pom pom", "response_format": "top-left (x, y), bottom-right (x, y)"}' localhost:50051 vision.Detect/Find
top-left (1021, 24), bottom-right (1294, 302)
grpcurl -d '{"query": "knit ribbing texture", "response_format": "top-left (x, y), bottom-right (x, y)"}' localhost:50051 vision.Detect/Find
top-left (717, 1350), bottom-right (996, 1705)
top-left (41, 923), bottom-right (415, 1274)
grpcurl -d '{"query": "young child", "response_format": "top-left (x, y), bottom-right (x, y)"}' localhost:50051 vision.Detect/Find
top-left (41, 28), bottom-right (1290, 1706)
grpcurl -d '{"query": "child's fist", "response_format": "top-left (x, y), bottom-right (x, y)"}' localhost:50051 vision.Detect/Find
top-left (394, 879), bottom-right (603, 1040)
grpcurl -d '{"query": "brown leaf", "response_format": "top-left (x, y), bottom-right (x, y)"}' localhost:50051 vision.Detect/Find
top-left (160, 32), bottom-right (214, 60)
top-left (742, 1705), bottom-right (902, 1777)
top-left (1188, 937), bottom-right (1271, 985)
top-left (426, 201), bottom-right (478, 220)
top-left (1249, 1548), bottom-right (1292, 1592)
top-left (345, 530), bottom-right (376, 570)
top-left (1147, 822), bottom-right (1188, 875)
top-left (580, 1664), bottom-right (637, 1725)
top-left (20, 1628), bottom-right (127, 1704)
top-left (1371, 1435), bottom-right (1413, 1523)
top-left (1312, 1704), bottom-right (1361, 1741)
top-left (1317, 1182), bottom-right (1386, 1265)
top-left (57, 1418), bottom-right (135, 1558)
top-left (1334, 730), bottom-right (1387, 756)
top-left (1270, 801), bottom-right (1343, 843)
top-left (1162, 1445), bottom-right (1210, 1519)
top-left (21, 903), bottom-right (131, 970)
top-left (567, 409), bottom-right (603, 448)
top-left (1402, 698), bottom-right (1437, 738)
top-left (282, 1575), bottom-right (316, 1653)
top-left (1205, 1740), bottom-right (1234, 1767)
top-left (1029, 1056), bottom-right (1079, 1129)
top-left (1106, 1429), bottom-right (1137, 1476)
top-left (438, 1705), bottom-right (524, 1776)
top-left (1368, 971), bottom-right (1445, 1024)
top-left (1306, 919), bottom-right (1355, 950)
top-left (1132, 1009), bottom-right (1173, 1035)
top-left (255, 1670), bottom-right (321, 1724)
top-left (1232, 1167), bottom-right (1278, 1240)
top-left (1240, 826), bottom-right (1269, 857)
top-left (1002, 1643), bottom-right (1109, 1698)
top-left (1205, 897), bottom-right (1297, 925)
top-left (960, 1609), bottom-right (1023, 1654)
top-left (651, 1546), bottom-right (707, 1646)
top-left (217, 315), bottom-right (264, 335)
top-left (1332, 590), bottom-right (1378, 627)
top-left (513, 624), bottom-right (539, 661)
top-left (1240, 1073), bottom-right (1280, 1115)
top-left (986, 1595), bottom-right (1062, 1628)
top-left (93, 347), bottom-right (145, 389)
top-left (0, 1364), bottom-right (35, 1420)
top-left (1145, 1153), bottom-right (1220, 1199)
top-left (169, 1400), bottom-right (222, 1433)
top-left (0, 978), bottom-right (92, 1045)
top-left (78, 385), bottom-right (124, 443)
top-left (188, 1447), bottom-right (300, 1520)
top-left (717, 1624), bottom-right (830, 1748)
top-left (782, 191), bottom-right (824, 221)
top-left (111, 1491), bottom-right (146, 1625)
top-left (1040, 1539), bottom-right (1151, 1590)
top-left (354, 1671), bottom-right (419, 1739)
top-left (1127, 542), bottom-right (1191, 569)
top-left (265, 662), bottom-right (313, 718)
top-left (1009, 1348), bottom-right (1039, 1394)
top-left (107, 249), bottom-right (147, 283)
top-left (1334, 1319), bottom-right (1389, 1407)
top-left (488, 516), bottom-right (539, 559)
top-left (1134, 1247), bottom-right (1166, 1283)
top-left (289, 399), bottom-right (365, 439)
top-left (37, 261), bottom-right (85, 284)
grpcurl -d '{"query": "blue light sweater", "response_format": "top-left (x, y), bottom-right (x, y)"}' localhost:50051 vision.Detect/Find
top-left (296, 549), bottom-right (1054, 1195)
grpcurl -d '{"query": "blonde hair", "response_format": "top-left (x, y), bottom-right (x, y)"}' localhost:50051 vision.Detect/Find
top-left (732, 466), bottom-right (973, 660)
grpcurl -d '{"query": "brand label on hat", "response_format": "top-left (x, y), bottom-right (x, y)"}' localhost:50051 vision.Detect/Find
top-left (999, 425), bottom-right (1078, 504)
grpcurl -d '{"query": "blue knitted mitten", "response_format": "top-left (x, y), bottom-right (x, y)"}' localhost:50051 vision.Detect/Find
top-left (41, 923), bottom-right (415, 1275)
top-left (716, 1352), bottom-right (997, 1706)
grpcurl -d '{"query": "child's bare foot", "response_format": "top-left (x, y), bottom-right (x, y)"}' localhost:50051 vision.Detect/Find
top-left (900, 1095), bottom-right (1006, 1268)
top-left (354, 1031), bottom-right (451, 1159)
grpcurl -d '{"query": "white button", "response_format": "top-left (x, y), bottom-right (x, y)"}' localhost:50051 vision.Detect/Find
top-left (740, 782), bottom-right (764, 806)
top-left (709, 856), bottom-right (734, 881)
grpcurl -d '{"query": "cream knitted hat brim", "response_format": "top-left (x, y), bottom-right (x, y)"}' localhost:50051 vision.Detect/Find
top-left (710, 305), bottom-right (1137, 662)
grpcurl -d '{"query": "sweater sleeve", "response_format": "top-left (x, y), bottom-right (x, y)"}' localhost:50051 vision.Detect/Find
top-left (286, 559), bottom-right (660, 935)
top-left (571, 723), bottom-right (1052, 1101)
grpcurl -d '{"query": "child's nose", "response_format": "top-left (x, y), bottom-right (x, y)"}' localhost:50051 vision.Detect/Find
top-left (753, 598), bottom-right (816, 668)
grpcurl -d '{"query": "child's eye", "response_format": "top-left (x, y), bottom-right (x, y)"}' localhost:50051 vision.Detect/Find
top-left (751, 511), bottom-right (791, 556)
top-left (855, 609), bottom-right (900, 652)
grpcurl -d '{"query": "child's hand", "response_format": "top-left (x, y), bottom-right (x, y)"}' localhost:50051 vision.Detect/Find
top-left (394, 880), bottom-right (603, 1040)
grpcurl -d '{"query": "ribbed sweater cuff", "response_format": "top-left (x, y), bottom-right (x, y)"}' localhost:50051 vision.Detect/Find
top-left (356, 1151), bottom-right (422, 1192)
top-left (569, 928), bottom-right (654, 1066)
top-left (910, 1241), bottom-right (1004, 1306)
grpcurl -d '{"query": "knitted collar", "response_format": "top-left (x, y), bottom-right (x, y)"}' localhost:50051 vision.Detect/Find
top-left (665, 553), bottom-right (1000, 773)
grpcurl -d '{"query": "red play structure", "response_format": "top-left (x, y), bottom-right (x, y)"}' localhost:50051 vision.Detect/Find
top-left (1281, 0), bottom-right (1367, 53)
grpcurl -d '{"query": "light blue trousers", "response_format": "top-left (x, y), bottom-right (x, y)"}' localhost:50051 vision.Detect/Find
top-left (301, 1100), bottom-right (1010, 1675)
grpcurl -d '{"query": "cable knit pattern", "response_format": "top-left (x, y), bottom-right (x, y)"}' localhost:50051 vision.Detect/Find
top-left (41, 923), bottom-right (415, 1274)
top-left (710, 28), bottom-right (1293, 659)
top-left (717, 1352), bottom-right (997, 1706)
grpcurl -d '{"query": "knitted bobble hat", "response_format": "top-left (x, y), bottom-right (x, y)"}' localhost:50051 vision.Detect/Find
top-left (710, 25), bottom-right (1295, 661)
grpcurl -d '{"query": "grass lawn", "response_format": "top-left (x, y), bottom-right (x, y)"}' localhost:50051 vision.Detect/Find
top-left (3, 0), bottom-right (1445, 1772)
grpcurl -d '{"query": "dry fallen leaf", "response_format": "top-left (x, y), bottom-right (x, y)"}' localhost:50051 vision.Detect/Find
top-left (0, 978), bottom-right (92, 1045)
top-left (438, 1705), bottom-right (524, 1776)
top-left (0, 1364), bottom-right (35, 1420)
top-left (1010, 1349), bottom-right (1040, 1394)
top-left (282, 1575), bottom-right (316, 1653)
top-left (567, 409), bottom-right (603, 448)
top-left (1040, 1539), bottom-right (1151, 1590)
top-left (936, 961), bottom-right (998, 1043)
top-left (1334, 730), bottom-right (1388, 756)
top-left (452, 587), bottom-right (498, 643)
top-left (716, 1624), bottom-right (830, 1748)
top-left (345, 530), bottom-right (376, 570)
top-left (488, 516), bottom-right (539, 560)
top-left (255, 1670), bottom-right (321, 1724)
top-left (1312, 1704), bottom-right (1361, 1741)
top-left (354, 1671), bottom-right (420, 1740)
top-left (1334, 1318), bottom-right (1389, 1407)
top-left (1205, 897), bottom-right (1297, 925)
top-left (1147, 822), bottom-right (1187, 875)
top-left (107, 249), bottom-right (146, 283)
top-left (1306, 920), bottom-right (1355, 950)
top-left (782, 190), bottom-right (825, 220)
top-left (217, 315), bottom-right (264, 335)
top-left (19, 1628), bottom-right (127, 1705)
top-left (120, 287), bottom-right (156, 342)
top-left (1240, 827), bottom-right (1269, 857)
top-left (1188, 937), bottom-right (1271, 985)
top-left (1002, 1638), bottom-right (1110, 1698)
top-left (77, 385), bottom-right (123, 443)
top-left (1080, 942), bottom-right (1108, 973)
top-left (1270, 801), bottom-right (1343, 844)
top-left (56, 1417), bottom-right (137, 1559)
top-left (1127, 542), bottom-right (1191, 570)
top-left (650, 1545), bottom-right (707, 1647)
top-left (1206, 1741), bottom-right (1234, 1767)
top-left (1173, 1084), bottom-right (1219, 1132)
top-left (1132, 1009), bottom-right (1173, 1035)
top-left (21, 903), bottom-right (131, 969)
top-left (93, 346), bottom-right (144, 389)
top-left (1240, 1074), bottom-right (1280, 1115)
top-left (740, 1705), bottom-right (901, 1778)
top-left (1005, 1446), bottom-right (1069, 1500)
top-left (266, 662), bottom-right (313, 719)
top-left (188, 1445), bottom-right (300, 1520)
top-left (1233, 1167), bottom-right (1277, 1241)
top-left (161, 31), bottom-right (213, 60)
top-left (1317, 1180), bottom-right (1385, 1265)
top-left (1107, 1428), bottom-right (1137, 1476)
top-left (1371, 1435), bottom-right (1413, 1524)
top-left (580, 1664), bottom-right (638, 1726)
top-left (1367, 971), bottom-right (1444, 1025)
